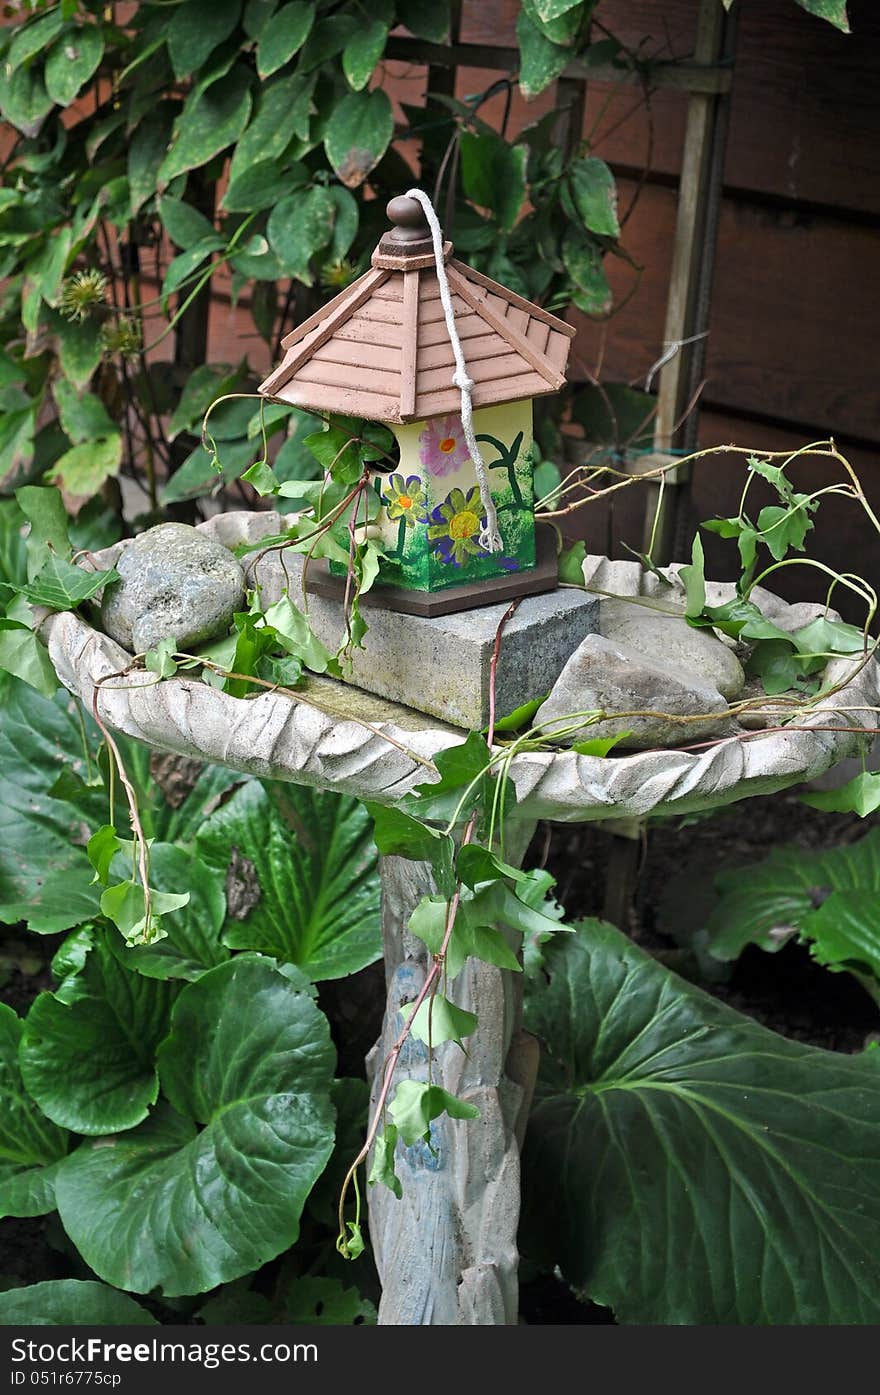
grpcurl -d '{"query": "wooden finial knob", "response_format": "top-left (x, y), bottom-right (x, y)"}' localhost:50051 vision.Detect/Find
top-left (386, 195), bottom-right (429, 242)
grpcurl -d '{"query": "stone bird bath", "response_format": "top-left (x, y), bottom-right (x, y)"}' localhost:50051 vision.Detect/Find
top-left (41, 510), bottom-right (879, 1326)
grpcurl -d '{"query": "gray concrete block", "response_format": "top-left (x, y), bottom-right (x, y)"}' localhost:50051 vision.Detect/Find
top-left (253, 551), bottom-right (598, 729)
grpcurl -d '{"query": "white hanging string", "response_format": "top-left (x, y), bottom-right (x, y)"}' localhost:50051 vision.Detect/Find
top-left (404, 187), bottom-right (503, 554)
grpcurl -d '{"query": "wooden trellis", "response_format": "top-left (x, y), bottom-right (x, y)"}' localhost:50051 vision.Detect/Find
top-left (388, 0), bottom-right (737, 566)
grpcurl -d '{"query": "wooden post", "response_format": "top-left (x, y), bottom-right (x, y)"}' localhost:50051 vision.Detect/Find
top-left (367, 825), bottom-right (537, 1326)
top-left (643, 0), bottom-right (736, 561)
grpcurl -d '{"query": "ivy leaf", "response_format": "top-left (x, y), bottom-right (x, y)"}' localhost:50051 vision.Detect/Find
top-left (406, 730), bottom-right (497, 824)
top-left (409, 892), bottom-right (521, 979)
top-left (158, 65), bottom-right (253, 188)
top-left (366, 804), bottom-right (456, 896)
top-left (572, 730), bottom-right (633, 756)
top-left (260, 593), bottom-right (337, 673)
top-left (20, 928), bottom-right (177, 1135)
top-left (802, 772), bottom-right (880, 819)
top-left (368, 1125), bottom-right (402, 1199)
top-left (679, 531), bottom-right (706, 618)
top-left (490, 697), bottom-right (545, 733)
top-left (389, 1080), bottom-right (479, 1148)
top-left (267, 185), bottom-right (335, 283)
top-left (325, 88), bottom-right (394, 188)
top-left (0, 621), bottom-right (58, 697)
top-left (44, 25), bottom-right (104, 107)
top-left (516, 8), bottom-right (570, 98)
top-left (107, 845), bottom-right (229, 983)
top-left (86, 824), bottom-right (123, 886)
top-left (54, 958), bottom-right (336, 1296)
top-left (21, 556), bottom-right (118, 611)
top-left (145, 636), bottom-right (178, 679)
top-left (455, 842), bottom-right (529, 888)
top-left (558, 539), bottom-right (586, 584)
top-left (342, 19), bottom-right (388, 91)
top-left (166, 0), bottom-right (242, 80)
top-left (0, 1281), bottom-right (156, 1326)
top-left (460, 130), bottom-right (527, 233)
top-left (51, 436), bottom-right (123, 501)
top-left (791, 616), bottom-right (866, 657)
top-left (256, 1), bottom-right (315, 77)
top-left (401, 994), bottom-right (478, 1048)
top-left (521, 920), bottom-right (880, 1323)
top-left (569, 155), bottom-right (620, 237)
top-left (756, 500), bottom-right (814, 560)
top-left (0, 1004), bottom-right (69, 1220)
top-left (196, 780), bottom-right (381, 981)
top-left (746, 637), bottom-right (820, 696)
top-left (100, 881), bottom-right (191, 948)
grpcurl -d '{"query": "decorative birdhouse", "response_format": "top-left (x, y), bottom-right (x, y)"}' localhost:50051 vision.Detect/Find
top-left (259, 194), bottom-right (575, 616)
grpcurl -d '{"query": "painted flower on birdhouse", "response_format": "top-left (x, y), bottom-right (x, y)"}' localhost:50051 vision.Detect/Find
top-left (429, 486), bottom-right (488, 566)
top-left (382, 473), bottom-right (429, 526)
top-left (418, 414), bottom-right (471, 477)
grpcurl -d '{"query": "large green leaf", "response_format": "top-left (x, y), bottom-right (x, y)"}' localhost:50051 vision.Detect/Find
top-left (324, 88), bottom-right (394, 188)
top-left (516, 9), bottom-right (570, 99)
top-left (196, 781), bottom-right (381, 980)
top-left (460, 130), bottom-right (528, 233)
top-left (44, 25), bottom-right (104, 107)
top-left (20, 928), bottom-right (177, 1135)
top-left (112, 843), bottom-right (229, 981)
top-left (267, 185), bottom-right (335, 283)
top-left (342, 18), bottom-right (388, 91)
top-left (522, 922), bottom-right (880, 1324)
top-left (158, 65), bottom-right (253, 188)
top-left (795, 0), bottom-right (849, 31)
top-left (0, 1003), bottom-right (69, 1220)
top-left (706, 829), bottom-right (880, 962)
top-left (55, 957), bottom-right (336, 1296)
top-left (166, 0), bottom-right (242, 80)
top-left (0, 1281), bottom-right (156, 1326)
top-left (569, 155), bottom-right (620, 238)
top-left (0, 676), bottom-right (104, 933)
top-left (256, 1), bottom-right (315, 77)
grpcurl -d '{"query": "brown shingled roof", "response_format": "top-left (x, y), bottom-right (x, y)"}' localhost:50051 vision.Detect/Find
top-left (258, 199), bottom-right (576, 424)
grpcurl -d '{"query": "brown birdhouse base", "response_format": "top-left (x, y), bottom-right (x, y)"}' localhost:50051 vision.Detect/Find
top-left (307, 526), bottom-right (560, 618)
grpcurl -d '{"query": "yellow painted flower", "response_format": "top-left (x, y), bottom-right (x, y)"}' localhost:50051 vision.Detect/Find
top-left (382, 473), bottom-right (428, 526)
top-left (428, 486), bottom-right (487, 566)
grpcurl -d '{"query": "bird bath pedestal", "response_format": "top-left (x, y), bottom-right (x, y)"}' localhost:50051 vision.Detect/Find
top-left (42, 513), bottom-right (879, 1326)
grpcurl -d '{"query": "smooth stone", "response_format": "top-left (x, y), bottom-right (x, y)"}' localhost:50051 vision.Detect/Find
top-left (100, 522), bottom-right (245, 654)
top-left (597, 595), bottom-right (746, 700)
top-left (535, 632), bottom-right (731, 750)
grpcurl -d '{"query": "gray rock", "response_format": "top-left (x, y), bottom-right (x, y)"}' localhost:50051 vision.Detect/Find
top-left (535, 633), bottom-right (731, 750)
top-left (598, 596), bottom-right (746, 700)
top-left (100, 522), bottom-right (245, 654)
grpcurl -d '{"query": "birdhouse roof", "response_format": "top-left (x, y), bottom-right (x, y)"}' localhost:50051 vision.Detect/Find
top-left (259, 207), bottom-right (576, 425)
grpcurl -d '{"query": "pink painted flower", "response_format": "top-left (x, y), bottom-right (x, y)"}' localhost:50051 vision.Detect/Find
top-left (418, 413), bottom-right (471, 477)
